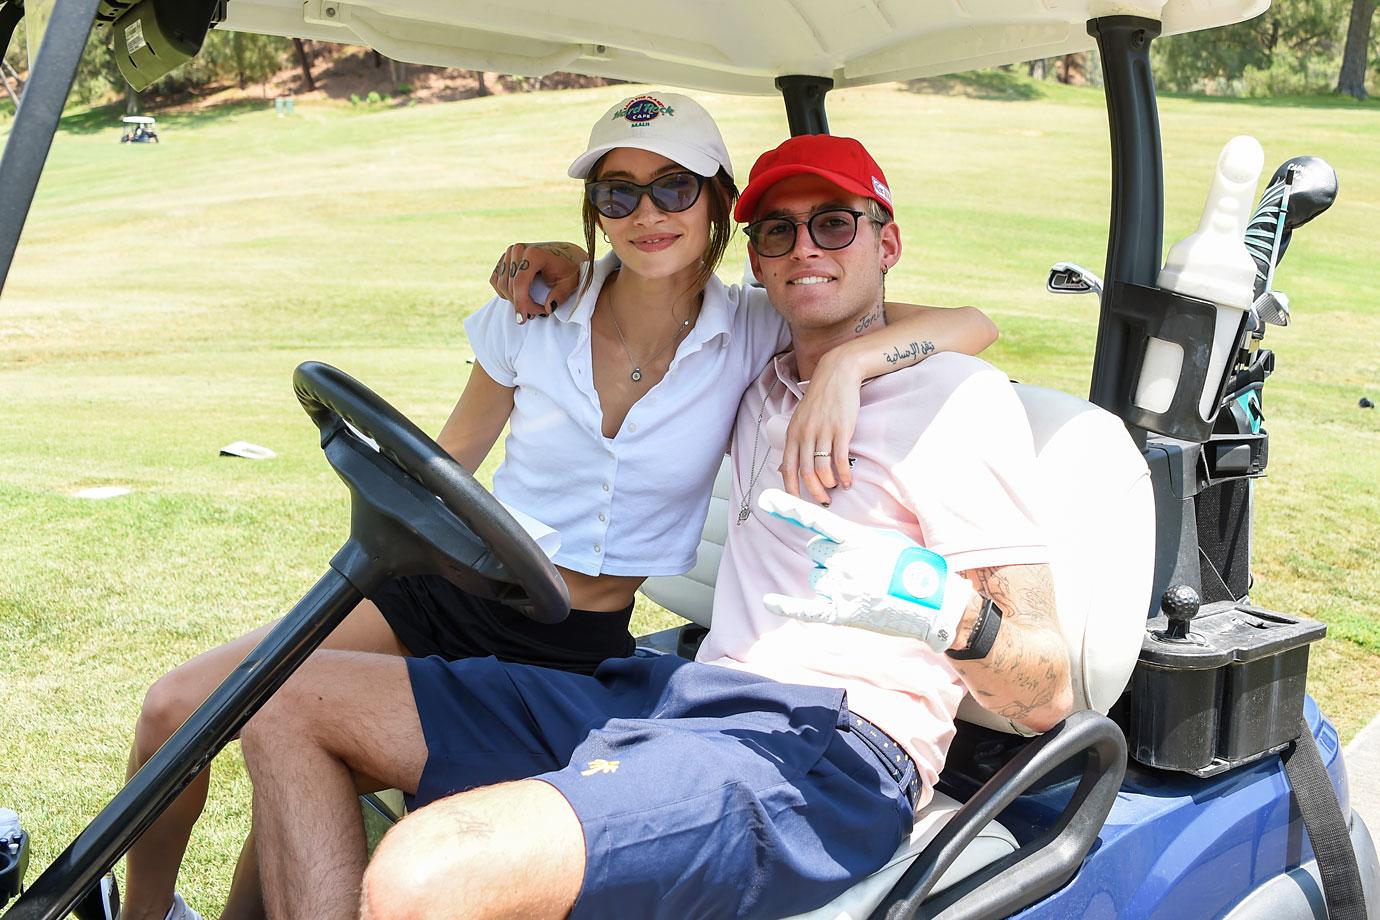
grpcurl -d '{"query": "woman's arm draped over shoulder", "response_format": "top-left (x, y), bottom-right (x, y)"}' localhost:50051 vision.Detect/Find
top-left (782, 302), bottom-right (999, 502)
top-left (436, 365), bottom-right (516, 474)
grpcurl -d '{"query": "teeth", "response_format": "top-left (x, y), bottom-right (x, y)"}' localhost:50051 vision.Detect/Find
top-left (789, 276), bottom-right (833, 286)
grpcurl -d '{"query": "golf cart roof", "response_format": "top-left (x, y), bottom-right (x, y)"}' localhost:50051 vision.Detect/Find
top-left (220, 0), bottom-right (1267, 95)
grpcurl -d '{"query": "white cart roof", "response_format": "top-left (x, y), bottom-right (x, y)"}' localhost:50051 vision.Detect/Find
top-left (221, 0), bottom-right (1268, 95)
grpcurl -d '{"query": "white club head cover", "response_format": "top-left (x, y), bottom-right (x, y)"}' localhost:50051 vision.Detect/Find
top-left (757, 488), bottom-right (972, 652)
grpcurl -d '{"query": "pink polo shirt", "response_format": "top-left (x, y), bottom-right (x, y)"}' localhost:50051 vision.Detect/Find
top-left (696, 351), bottom-right (1049, 807)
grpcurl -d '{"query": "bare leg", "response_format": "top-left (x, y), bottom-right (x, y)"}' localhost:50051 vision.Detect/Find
top-left (241, 651), bottom-right (430, 920)
top-left (219, 832), bottom-right (266, 920)
top-left (361, 781), bottom-right (585, 920)
top-left (121, 601), bottom-right (408, 920)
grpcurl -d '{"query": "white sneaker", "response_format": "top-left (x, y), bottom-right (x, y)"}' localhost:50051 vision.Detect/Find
top-left (163, 893), bottom-right (204, 920)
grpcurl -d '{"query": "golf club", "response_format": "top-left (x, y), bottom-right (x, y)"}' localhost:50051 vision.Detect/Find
top-left (1047, 261), bottom-right (1104, 296)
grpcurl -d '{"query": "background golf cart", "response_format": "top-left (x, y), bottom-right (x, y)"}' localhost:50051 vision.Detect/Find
top-left (0, 0), bottom-right (1374, 915)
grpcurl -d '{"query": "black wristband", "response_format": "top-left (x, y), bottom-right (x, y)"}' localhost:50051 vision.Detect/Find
top-left (945, 597), bottom-right (1003, 660)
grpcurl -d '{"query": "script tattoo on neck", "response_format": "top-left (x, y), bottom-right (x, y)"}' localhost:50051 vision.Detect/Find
top-left (854, 306), bottom-right (884, 334)
top-left (883, 340), bottom-right (936, 366)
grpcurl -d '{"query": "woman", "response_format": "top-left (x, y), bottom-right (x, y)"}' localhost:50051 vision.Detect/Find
top-left (119, 91), bottom-right (996, 920)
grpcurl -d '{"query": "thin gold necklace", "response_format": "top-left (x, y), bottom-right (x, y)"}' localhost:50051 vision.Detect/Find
top-left (606, 292), bottom-right (694, 383)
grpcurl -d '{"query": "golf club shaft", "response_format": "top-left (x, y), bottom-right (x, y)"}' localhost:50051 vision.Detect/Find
top-left (4, 565), bottom-right (367, 920)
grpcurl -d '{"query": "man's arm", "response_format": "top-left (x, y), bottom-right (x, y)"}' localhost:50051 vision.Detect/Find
top-left (946, 563), bottom-right (1073, 732)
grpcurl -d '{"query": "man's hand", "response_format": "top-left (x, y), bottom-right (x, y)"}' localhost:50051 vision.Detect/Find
top-left (489, 242), bottom-right (588, 323)
top-left (757, 489), bottom-right (973, 653)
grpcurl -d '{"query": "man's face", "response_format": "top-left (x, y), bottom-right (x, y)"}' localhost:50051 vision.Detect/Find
top-left (747, 173), bottom-right (901, 331)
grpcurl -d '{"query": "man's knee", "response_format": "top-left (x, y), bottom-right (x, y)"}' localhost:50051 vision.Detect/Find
top-left (361, 805), bottom-right (480, 920)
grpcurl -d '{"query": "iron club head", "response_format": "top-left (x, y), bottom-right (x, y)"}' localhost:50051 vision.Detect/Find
top-left (1047, 262), bottom-right (1104, 296)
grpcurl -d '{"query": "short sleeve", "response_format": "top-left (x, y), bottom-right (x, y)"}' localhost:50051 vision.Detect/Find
top-left (462, 296), bottom-right (524, 387)
top-left (894, 362), bottom-right (1049, 572)
top-left (731, 284), bottom-right (793, 368)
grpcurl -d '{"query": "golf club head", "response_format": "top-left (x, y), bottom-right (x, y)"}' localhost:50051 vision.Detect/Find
top-left (1253, 290), bottom-right (1290, 327)
top-left (1047, 262), bottom-right (1104, 296)
top-left (1245, 156), bottom-right (1338, 296)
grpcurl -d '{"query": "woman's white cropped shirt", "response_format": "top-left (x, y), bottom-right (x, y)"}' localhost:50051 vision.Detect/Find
top-left (463, 253), bottom-right (791, 577)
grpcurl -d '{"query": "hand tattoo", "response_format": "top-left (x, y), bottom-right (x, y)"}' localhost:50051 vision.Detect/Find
top-left (518, 259), bottom-right (529, 272)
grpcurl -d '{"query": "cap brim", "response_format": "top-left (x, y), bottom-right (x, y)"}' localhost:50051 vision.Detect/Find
top-left (568, 140), bottom-right (723, 180)
top-left (734, 164), bottom-right (890, 223)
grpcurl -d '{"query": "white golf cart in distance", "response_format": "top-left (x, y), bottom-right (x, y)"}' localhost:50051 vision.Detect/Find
top-left (0, 1), bottom-right (1375, 918)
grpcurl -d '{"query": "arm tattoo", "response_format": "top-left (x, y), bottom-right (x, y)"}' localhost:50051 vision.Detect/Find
top-left (955, 565), bottom-right (1066, 725)
top-left (883, 340), bottom-right (935, 365)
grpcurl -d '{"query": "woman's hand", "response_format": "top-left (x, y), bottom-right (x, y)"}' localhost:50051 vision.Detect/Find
top-left (780, 348), bottom-right (863, 504)
top-left (489, 242), bottom-right (589, 323)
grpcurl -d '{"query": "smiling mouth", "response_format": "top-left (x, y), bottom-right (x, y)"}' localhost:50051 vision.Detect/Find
top-left (788, 276), bottom-right (834, 286)
top-left (632, 235), bottom-right (680, 250)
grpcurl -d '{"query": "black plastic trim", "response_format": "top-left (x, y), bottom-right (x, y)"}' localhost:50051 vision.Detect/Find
top-left (869, 710), bottom-right (1128, 920)
top-left (776, 75), bottom-right (832, 136)
top-left (0, 0), bottom-right (101, 296)
top-left (1086, 16), bottom-right (1164, 430)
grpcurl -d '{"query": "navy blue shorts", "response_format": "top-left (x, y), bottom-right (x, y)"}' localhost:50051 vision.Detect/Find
top-left (406, 653), bottom-right (917, 919)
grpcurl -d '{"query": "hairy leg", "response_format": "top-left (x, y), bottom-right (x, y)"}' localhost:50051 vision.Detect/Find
top-left (121, 600), bottom-right (407, 920)
top-left (242, 651), bottom-right (427, 920)
top-left (361, 781), bottom-right (585, 920)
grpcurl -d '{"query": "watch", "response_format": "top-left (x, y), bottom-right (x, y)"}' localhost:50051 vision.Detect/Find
top-left (945, 596), bottom-right (1003, 660)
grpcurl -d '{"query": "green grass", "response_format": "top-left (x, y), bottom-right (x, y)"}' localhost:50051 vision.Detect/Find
top-left (1, 81), bottom-right (1377, 911)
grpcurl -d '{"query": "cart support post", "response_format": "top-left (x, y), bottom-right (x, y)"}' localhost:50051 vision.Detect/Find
top-left (1086, 15), bottom-right (1164, 421)
top-left (776, 75), bottom-right (833, 137)
top-left (0, 0), bottom-right (100, 298)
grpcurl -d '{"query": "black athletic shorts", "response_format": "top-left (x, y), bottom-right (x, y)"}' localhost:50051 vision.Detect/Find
top-left (369, 573), bottom-right (635, 675)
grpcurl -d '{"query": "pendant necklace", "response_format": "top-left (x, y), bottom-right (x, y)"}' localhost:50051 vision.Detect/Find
top-left (607, 294), bottom-right (693, 383)
top-left (737, 380), bottom-right (780, 525)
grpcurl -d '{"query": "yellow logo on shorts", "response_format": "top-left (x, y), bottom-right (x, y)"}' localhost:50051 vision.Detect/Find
top-left (581, 758), bottom-right (620, 776)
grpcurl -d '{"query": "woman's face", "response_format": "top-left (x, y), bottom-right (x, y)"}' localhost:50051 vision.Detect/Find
top-left (592, 148), bottom-right (712, 283)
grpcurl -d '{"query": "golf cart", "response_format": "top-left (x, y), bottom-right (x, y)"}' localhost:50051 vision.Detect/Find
top-left (0, 1), bottom-right (1376, 918)
top-left (118, 114), bottom-right (157, 143)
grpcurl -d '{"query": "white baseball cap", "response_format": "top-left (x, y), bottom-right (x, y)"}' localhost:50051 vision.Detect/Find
top-left (568, 92), bottom-right (734, 181)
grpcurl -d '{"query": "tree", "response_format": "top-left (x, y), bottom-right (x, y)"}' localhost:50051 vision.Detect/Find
top-left (1336, 0), bottom-right (1377, 98)
top-left (293, 38), bottom-right (316, 92)
top-left (1154, 0), bottom-right (1348, 94)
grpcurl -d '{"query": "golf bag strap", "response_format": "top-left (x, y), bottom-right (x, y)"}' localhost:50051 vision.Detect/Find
top-left (1282, 715), bottom-right (1366, 920)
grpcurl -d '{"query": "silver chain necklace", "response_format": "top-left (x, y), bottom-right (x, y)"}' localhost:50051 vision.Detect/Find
top-left (737, 380), bottom-right (780, 525)
top-left (606, 294), bottom-right (693, 383)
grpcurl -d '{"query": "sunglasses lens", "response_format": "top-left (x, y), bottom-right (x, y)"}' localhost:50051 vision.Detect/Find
top-left (748, 219), bottom-right (796, 257)
top-left (649, 173), bottom-right (702, 213)
top-left (810, 211), bottom-right (859, 250)
top-left (588, 182), bottom-right (638, 219)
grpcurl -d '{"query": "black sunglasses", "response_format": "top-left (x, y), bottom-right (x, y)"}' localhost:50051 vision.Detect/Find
top-left (743, 208), bottom-right (873, 258)
top-left (585, 171), bottom-right (705, 219)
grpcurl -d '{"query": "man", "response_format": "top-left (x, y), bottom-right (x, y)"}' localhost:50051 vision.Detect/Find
top-left (239, 135), bottom-right (1073, 920)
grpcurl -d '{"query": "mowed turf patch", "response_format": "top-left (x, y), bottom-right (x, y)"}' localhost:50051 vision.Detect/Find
top-left (1, 80), bottom-right (1376, 911)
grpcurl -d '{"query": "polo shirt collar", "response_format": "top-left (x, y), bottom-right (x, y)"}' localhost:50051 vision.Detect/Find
top-left (771, 350), bottom-right (807, 399)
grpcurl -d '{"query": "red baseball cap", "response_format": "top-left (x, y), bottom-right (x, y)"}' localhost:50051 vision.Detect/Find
top-left (733, 134), bottom-right (894, 223)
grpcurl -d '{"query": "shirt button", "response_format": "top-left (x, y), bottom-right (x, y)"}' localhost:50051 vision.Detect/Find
top-left (602, 483), bottom-right (610, 492)
top-left (598, 512), bottom-right (606, 522)
top-left (594, 543), bottom-right (602, 553)
top-left (628, 423), bottom-right (638, 432)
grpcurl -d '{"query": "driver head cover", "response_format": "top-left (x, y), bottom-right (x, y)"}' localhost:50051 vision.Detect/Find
top-left (734, 134), bottom-right (894, 223)
top-left (568, 91), bottom-right (733, 181)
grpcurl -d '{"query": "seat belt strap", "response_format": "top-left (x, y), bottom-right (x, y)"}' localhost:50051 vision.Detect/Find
top-left (1281, 716), bottom-right (1366, 920)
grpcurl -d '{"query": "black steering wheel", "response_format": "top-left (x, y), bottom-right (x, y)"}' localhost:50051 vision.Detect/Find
top-left (293, 361), bottom-right (570, 624)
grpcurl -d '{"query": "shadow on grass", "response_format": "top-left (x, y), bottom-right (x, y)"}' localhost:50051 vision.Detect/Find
top-left (1157, 90), bottom-right (1380, 111)
top-left (56, 98), bottom-right (269, 135)
top-left (904, 70), bottom-right (1046, 101)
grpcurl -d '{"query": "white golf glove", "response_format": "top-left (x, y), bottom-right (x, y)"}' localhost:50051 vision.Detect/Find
top-left (758, 489), bottom-right (973, 653)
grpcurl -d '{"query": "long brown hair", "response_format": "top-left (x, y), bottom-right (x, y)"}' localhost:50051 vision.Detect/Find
top-left (580, 161), bottom-right (740, 300)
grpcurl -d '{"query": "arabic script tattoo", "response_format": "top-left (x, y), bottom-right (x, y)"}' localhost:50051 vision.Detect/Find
top-left (883, 340), bottom-right (936, 366)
